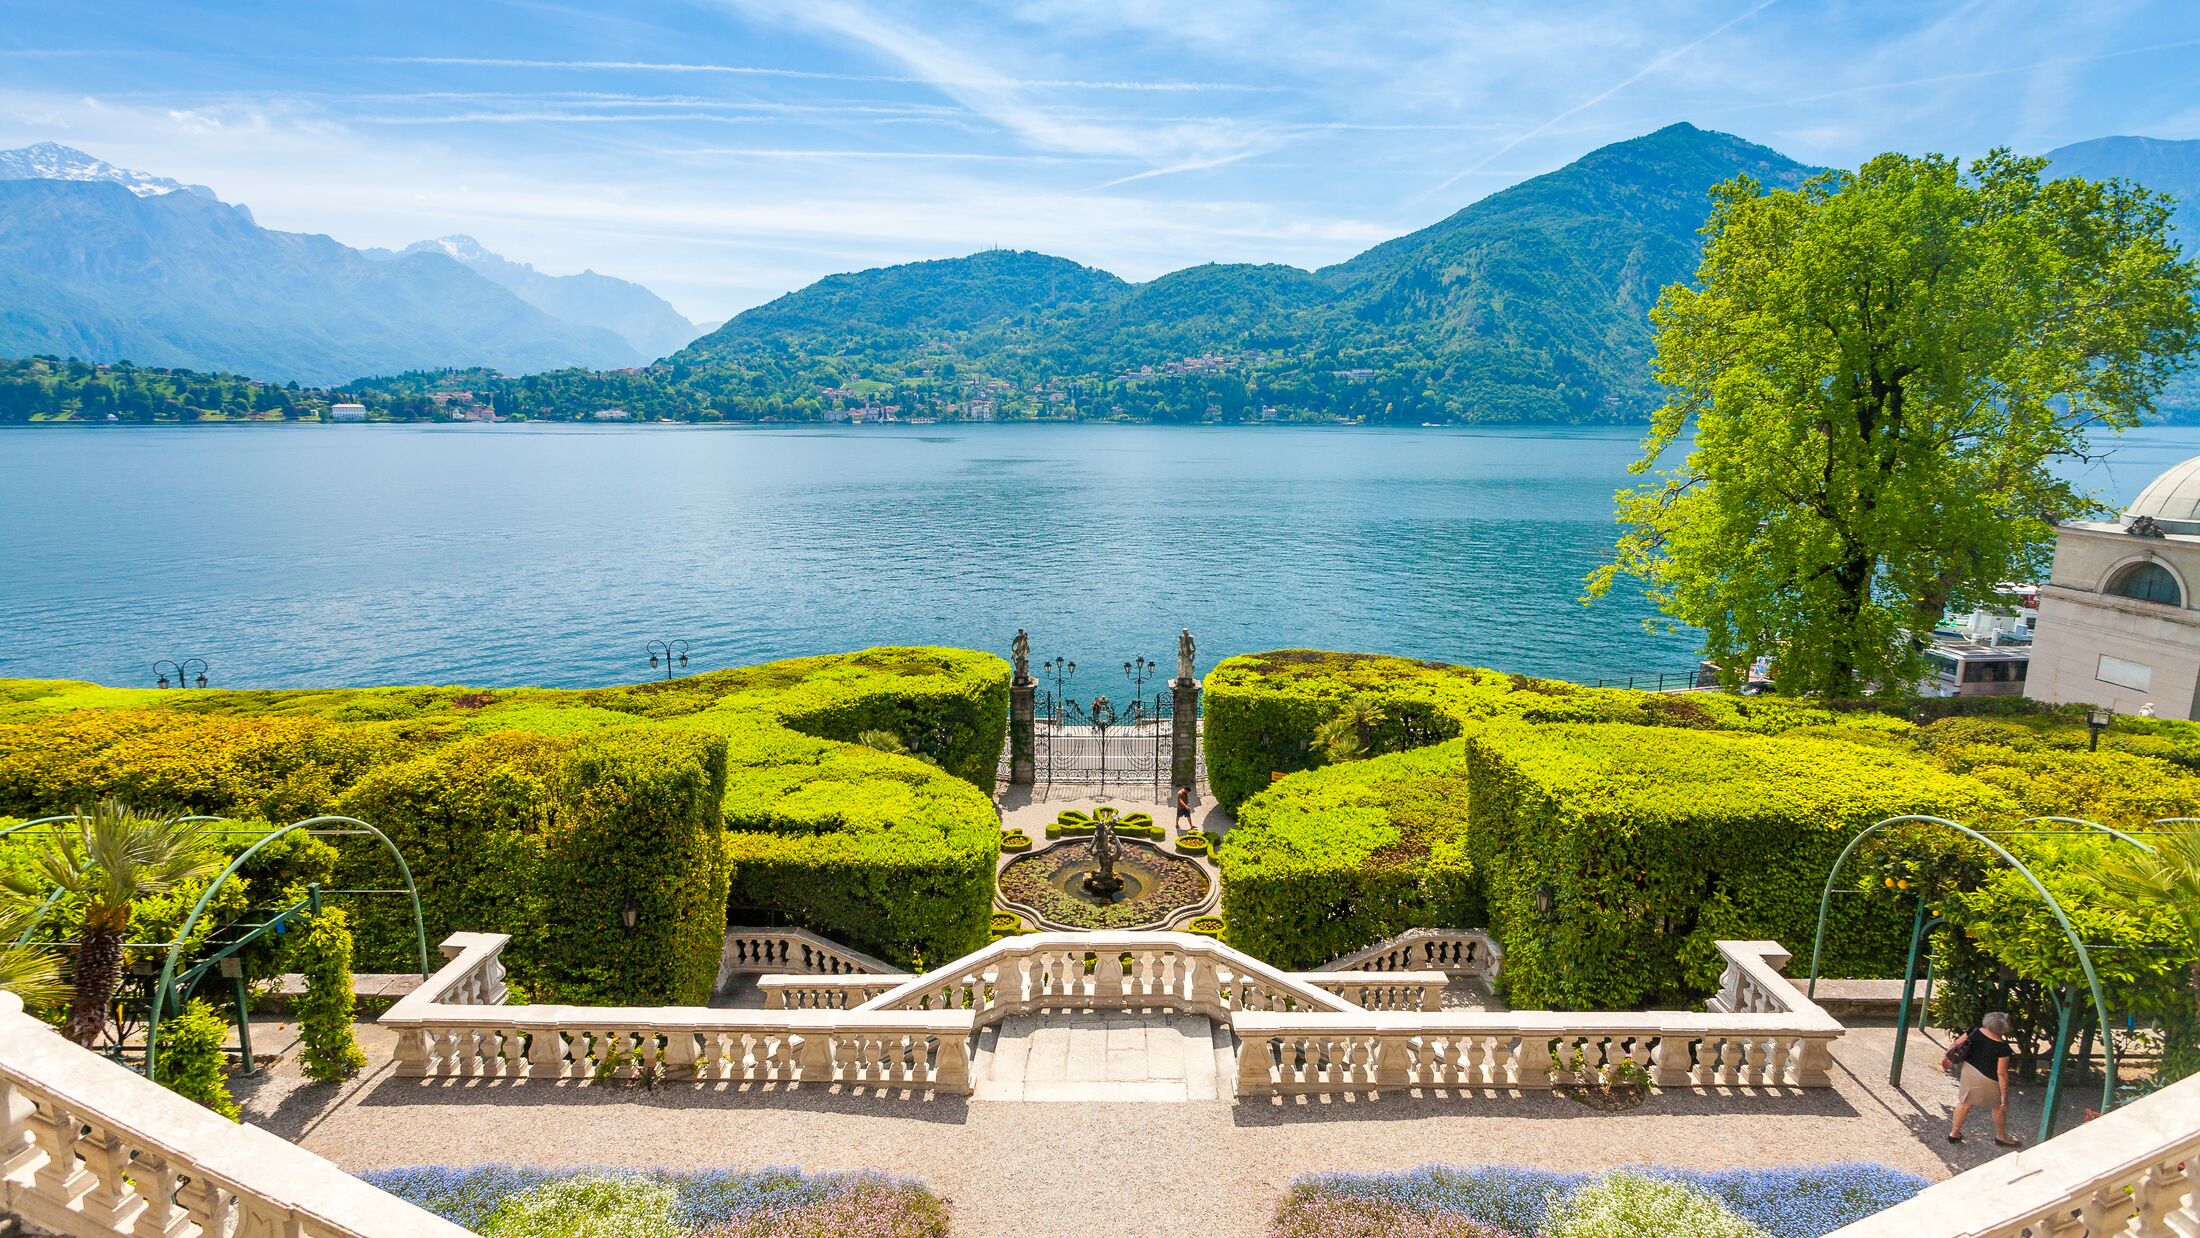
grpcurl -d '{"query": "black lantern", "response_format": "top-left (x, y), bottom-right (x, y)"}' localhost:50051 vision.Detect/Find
top-left (1533, 883), bottom-right (1557, 916)
top-left (618, 897), bottom-right (641, 934)
top-left (2086, 706), bottom-right (2113, 752)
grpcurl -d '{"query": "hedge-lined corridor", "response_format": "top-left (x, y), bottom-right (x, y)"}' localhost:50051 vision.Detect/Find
top-left (0, 648), bottom-right (1008, 1003)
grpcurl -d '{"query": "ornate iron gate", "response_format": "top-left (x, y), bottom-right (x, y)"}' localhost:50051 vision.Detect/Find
top-left (1029, 689), bottom-right (1175, 795)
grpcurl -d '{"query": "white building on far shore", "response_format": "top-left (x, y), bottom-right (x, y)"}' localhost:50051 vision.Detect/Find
top-left (2025, 454), bottom-right (2200, 719)
top-left (326, 402), bottom-right (367, 422)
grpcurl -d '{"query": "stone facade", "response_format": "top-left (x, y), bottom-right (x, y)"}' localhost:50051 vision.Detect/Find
top-left (2026, 454), bottom-right (2200, 719)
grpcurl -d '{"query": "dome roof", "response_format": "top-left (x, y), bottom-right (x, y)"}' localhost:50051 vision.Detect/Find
top-left (2127, 454), bottom-right (2200, 534)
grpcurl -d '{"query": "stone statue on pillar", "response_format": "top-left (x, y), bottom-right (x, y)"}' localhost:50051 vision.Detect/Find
top-left (1177, 628), bottom-right (1196, 683)
top-left (1011, 628), bottom-right (1031, 683)
top-left (1008, 629), bottom-right (1036, 785)
top-left (1171, 630), bottom-right (1200, 795)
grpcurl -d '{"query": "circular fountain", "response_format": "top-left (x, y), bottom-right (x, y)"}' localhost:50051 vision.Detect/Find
top-left (998, 810), bottom-right (1213, 930)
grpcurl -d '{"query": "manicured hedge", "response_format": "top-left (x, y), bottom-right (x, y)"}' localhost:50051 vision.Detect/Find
top-left (1463, 721), bottom-right (2006, 1009)
top-left (1223, 741), bottom-right (1481, 968)
top-left (0, 647), bottom-right (1009, 991)
top-left (1203, 651), bottom-right (1895, 812)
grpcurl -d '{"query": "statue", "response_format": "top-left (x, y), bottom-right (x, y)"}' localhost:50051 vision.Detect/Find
top-left (1011, 628), bottom-right (1030, 680)
top-left (1177, 628), bottom-right (1196, 683)
top-left (1082, 806), bottom-right (1125, 897)
top-left (2128, 514), bottom-right (2168, 539)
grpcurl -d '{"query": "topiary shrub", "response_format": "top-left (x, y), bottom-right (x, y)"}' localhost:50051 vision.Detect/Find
top-left (1174, 834), bottom-right (1209, 855)
top-left (1001, 829), bottom-right (1032, 852)
top-left (1222, 741), bottom-right (1481, 969)
top-left (1464, 721), bottom-right (2004, 1009)
top-left (154, 998), bottom-right (239, 1120)
top-left (1187, 915), bottom-right (1225, 937)
top-left (295, 906), bottom-right (366, 1082)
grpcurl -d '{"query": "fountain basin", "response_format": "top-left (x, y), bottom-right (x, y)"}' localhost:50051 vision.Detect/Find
top-left (999, 837), bottom-right (1211, 930)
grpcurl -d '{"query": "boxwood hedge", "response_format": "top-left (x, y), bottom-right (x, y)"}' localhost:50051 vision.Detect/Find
top-left (1463, 720), bottom-right (2008, 1009)
top-left (0, 646), bottom-right (1008, 994)
top-left (1222, 741), bottom-right (1481, 968)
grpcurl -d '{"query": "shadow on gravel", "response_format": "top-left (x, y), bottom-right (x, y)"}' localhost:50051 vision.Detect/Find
top-left (1229, 1085), bottom-right (1861, 1127)
top-left (343, 1073), bottom-right (975, 1124)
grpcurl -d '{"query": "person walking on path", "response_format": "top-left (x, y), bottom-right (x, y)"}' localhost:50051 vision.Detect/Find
top-left (1175, 785), bottom-right (1194, 833)
top-left (1946, 1011), bottom-right (2023, 1147)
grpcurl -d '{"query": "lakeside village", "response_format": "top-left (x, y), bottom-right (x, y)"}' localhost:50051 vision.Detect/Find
top-left (1, 348), bottom-right (1382, 427)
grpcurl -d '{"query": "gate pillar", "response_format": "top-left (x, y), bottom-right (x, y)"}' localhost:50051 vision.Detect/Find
top-left (1010, 629), bottom-right (1037, 786)
top-left (1170, 674), bottom-right (1200, 794)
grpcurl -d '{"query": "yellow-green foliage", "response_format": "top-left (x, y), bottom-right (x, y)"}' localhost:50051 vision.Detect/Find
top-left (0, 647), bottom-right (1009, 990)
top-left (1203, 650), bottom-right (1892, 811)
top-left (1224, 741), bottom-right (1481, 968)
top-left (1463, 720), bottom-right (2008, 1009)
top-left (295, 907), bottom-right (367, 1082)
top-left (154, 998), bottom-right (239, 1120)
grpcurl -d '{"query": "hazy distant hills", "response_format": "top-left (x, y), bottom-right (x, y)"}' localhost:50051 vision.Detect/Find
top-left (678, 124), bottom-right (1817, 421)
top-left (2, 128), bottom-right (2194, 420)
top-left (391, 235), bottom-right (699, 360)
top-left (0, 144), bottom-right (697, 384)
top-left (0, 140), bottom-right (218, 202)
top-left (2048, 135), bottom-right (2200, 245)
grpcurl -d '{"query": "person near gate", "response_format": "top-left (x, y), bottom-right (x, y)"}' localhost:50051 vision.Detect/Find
top-left (1175, 785), bottom-right (1194, 833)
top-left (1945, 1011), bottom-right (2022, 1147)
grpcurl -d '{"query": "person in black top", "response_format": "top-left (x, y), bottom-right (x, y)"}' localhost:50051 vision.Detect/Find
top-left (1947, 1010), bottom-right (2021, 1147)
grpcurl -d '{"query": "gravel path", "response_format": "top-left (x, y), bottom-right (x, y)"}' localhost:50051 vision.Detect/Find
top-left (234, 1018), bottom-right (2084, 1238)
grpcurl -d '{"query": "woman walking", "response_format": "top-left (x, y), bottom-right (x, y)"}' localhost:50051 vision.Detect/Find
top-left (1946, 1011), bottom-right (2023, 1147)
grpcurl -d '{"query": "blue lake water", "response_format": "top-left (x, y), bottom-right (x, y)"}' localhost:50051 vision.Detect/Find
top-left (1, 422), bottom-right (2195, 690)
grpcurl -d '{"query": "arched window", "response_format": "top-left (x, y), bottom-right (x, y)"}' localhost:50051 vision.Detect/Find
top-left (2106, 561), bottom-right (2183, 607)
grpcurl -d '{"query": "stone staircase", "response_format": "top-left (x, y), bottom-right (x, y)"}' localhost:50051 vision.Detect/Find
top-left (969, 1010), bottom-right (1236, 1102)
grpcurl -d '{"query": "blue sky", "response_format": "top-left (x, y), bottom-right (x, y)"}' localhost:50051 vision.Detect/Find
top-left (2, 1), bottom-right (2196, 320)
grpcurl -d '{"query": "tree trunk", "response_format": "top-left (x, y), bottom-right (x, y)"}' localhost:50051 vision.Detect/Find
top-left (64, 924), bottom-right (124, 1048)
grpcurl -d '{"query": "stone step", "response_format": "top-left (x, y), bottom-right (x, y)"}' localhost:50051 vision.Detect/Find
top-left (971, 1008), bottom-right (1222, 1102)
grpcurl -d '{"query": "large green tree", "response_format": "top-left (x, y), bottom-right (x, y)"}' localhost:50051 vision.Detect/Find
top-left (1593, 151), bottom-right (2199, 695)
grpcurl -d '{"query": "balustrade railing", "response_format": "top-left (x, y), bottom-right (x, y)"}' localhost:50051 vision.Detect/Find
top-left (1826, 1070), bottom-right (2200, 1237)
top-left (1233, 941), bottom-right (1840, 1097)
top-left (0, 991), bottom-right (471, 1238)
top-left (1301, 971), bottom-right (1449, 1011)
top-left (716, 926), bottom-right (899, 990)
top-left (1322, 927), bottom-right (1504, 979)
top-left (384, 934), bottom-right (971, 1092)
top-left (758, 974), bottom-right (908, 1009)
top-left (853, 931), bottom-right (1360, 1024)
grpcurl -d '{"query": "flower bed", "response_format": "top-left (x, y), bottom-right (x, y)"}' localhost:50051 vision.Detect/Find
top-left (359, 1165), bottom-right (951, 1237)
top-left (1270, 1164), bottom-right (1925, 1238)
top-left (996, 838), bottom-right (1210, 929)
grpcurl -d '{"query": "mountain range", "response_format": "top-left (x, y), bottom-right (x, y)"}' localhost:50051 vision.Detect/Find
top-left (0, 129), bottom-right (2193, 419)
top-left (0, 145), bottom-right (699, 384)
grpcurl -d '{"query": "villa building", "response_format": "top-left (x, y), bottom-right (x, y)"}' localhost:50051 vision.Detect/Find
top-left (2026, 453), bottom-right (2200, 719)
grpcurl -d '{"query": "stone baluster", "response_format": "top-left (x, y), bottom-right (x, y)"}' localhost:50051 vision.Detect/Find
top-left (1237, 1035), bottom-right (1274, 1096)
top-left (1511, 1034), bottom-right (1552, 1088)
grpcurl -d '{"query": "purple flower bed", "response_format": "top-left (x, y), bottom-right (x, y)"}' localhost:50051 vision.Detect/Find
top-left (1274, 1163), bottom-right (1926, 1238)
top-left (358, 1165), bottom-right (951, 1236)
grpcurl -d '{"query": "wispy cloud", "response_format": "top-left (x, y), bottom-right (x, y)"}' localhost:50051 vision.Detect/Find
top-left (1426, 0), bottom-right (1782, 195)
top-left (374, 55), bottom-right (1279, 92)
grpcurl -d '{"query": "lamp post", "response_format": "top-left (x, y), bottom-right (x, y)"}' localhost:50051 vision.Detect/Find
top-left (1533, 883), bottom-right (1558, 917)
top-left (152, 658), bottom-right (209, 690)
top-left (2086, 706), bottom-right (2113, 752)
top-left (1041, 656), bottom-right (1076, 718)
top-left (1124, 655), bottom-right (1159, 705)
top-left (618, 898), bottom-right (640, 934)
top-left (646, 639), bottom-right (689, 681)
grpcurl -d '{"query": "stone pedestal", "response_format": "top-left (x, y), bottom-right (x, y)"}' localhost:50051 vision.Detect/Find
top-left (1010, 676), bottom-right (1036, 786)
top-left (1170, 676), bottom-right (1200, 794)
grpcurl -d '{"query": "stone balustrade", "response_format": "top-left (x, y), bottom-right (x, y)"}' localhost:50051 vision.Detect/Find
top-left (1322, 927), bottom-right (1504, 978)
top-left (715, 926), bottom-right (899, 991)
top-left (1233, 941), bottom-right (1840, 1097)
top-left (1301, 971), bottom-right (1449, 1011)
top-left (757, 974), bottom-right (908, 1010)
top-left (853, 931), bottom-right (1360, 1024)
top-left (0, 991), bottom-right (471, 1238)
top-left (384, 934), bottom-right (973, 1092)
top-left (1826, 1070), bottom-right (2200, 1237)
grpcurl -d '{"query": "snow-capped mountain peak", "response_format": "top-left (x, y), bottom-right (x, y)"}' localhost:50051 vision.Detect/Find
top-left (0, 142), bottom-right (219, 199)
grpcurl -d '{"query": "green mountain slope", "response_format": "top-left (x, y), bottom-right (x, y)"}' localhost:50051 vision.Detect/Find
top-left (0, 180), bottom-right (641, 385)
top-left (655, 123), bottom-right (1816, 423)
top-left (400, 235), bottom-right (700, 361)
top-left (2046, 136), bottom-right (2200, 415)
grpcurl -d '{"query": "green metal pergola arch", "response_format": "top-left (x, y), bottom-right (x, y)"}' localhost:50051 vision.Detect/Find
top-left (1805, 814), bottom-right (2128, 1140)
top-left (3, 811), bottom-right (429, 1077)
top-left (144, 814), bottom-right (431, 1078)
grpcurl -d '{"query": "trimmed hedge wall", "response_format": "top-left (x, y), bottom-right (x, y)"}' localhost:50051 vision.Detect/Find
top-left (1203, 651), bottom-right (1897, 812)
top-left (1462, 720), bottom-right (2007, 1009)
top-left (1222, 741), bottom-right (1481, 969)
top-left (0, 646), bottom-right (1008, 993)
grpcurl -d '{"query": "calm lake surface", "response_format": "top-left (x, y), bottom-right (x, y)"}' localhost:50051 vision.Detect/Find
top-left (3, 422), bottom-right (2196, 690)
